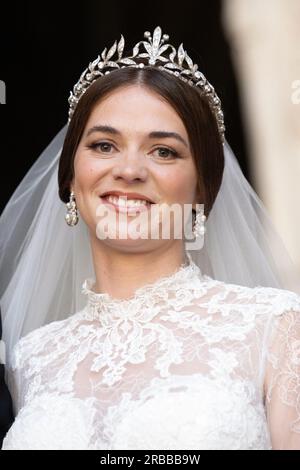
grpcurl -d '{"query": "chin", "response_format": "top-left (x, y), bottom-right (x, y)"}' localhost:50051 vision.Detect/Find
top-left (95, 230), bottom-right (165, 252)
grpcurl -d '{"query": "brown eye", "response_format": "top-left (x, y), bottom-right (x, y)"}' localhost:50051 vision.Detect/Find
top-left (99, 143), bottom-right (112, 152)
top-left (100, 143), bottom-right (113, 152)
top-left (153, 147), bottom-right (179, 159)
top-left (88, 142), bottom-right (115, 153)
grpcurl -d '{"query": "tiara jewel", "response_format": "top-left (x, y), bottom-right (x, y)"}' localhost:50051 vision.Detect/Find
top-left (68, 26), bottom-right (225, 143)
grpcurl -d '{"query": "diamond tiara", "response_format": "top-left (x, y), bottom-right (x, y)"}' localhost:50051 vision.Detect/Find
top-left (68, 26), bottom-right (225, 143)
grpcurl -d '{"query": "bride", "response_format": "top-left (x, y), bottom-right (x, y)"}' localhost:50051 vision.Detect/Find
top-left (1, 27), bottom-right (300, 450)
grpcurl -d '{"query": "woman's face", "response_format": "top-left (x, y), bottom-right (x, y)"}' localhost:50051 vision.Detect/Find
top-left (72, 84), bottom-right (201, 251)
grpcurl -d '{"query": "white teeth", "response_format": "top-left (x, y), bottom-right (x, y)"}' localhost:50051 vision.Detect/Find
top-left (105, 195), bottom-right (150, 207)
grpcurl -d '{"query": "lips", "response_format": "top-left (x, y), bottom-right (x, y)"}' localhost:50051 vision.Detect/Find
top-left (100, 195), bottom-right (152, 214)
top-left (100, 190), bottom-right (155, 204)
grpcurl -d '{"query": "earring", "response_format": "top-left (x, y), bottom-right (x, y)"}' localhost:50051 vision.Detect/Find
top-left (192, 206), bottom-right (206, 238)
top-left (65, 191), bottom-right (79, 226)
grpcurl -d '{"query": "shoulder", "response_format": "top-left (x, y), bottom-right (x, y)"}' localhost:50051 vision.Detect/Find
top-left (250, 284), bottom-right (300, 315)
top-left (203, 276), bottom-right (300, 318)
top-left (249, 284), bottom-right (300, 320)
top-left (11, 309), bottom-right (85, 371)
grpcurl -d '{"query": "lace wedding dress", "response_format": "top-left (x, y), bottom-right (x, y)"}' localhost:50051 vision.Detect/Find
top-left (2, 255), bottom-right (300, 450)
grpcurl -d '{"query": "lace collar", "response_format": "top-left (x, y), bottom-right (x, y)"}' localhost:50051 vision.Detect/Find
top-left (81, 252), bottom-right (205, 321)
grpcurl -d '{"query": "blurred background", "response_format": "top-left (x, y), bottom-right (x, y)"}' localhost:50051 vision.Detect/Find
top-left (0, 0), bottom-right (299, 285)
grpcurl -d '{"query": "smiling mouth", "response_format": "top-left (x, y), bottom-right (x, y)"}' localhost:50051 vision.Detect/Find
top-left (99, 195), bottom-right (154, 214)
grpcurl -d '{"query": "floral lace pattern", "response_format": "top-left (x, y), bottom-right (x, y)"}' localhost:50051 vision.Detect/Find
top-left (2, 255), bottom-right (300, 450)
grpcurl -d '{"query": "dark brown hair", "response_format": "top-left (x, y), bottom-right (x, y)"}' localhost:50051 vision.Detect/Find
top-left (58, 65), bottom-right (224, 218)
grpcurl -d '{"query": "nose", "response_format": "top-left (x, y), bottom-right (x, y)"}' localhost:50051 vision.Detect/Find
top-left (111, 150), bottom-right (148, 183)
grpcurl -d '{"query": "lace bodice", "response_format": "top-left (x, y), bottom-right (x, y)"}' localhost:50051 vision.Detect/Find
top-left (2, 256), bottom-right (300, 450)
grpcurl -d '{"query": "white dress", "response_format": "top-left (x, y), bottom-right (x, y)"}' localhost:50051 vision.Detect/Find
top-left (2, 258), bottom-right (300, 450)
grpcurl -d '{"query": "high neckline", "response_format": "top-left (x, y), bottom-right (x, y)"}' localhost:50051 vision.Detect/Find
top-left (81, 251), bottom-right (203, 309)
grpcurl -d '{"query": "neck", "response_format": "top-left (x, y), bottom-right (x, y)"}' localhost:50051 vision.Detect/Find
top-left (89, 238), bottom-right (188, 300)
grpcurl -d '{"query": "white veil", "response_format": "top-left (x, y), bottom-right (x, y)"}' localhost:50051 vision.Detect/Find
top-left (0, 124), bottom-right (299, 366)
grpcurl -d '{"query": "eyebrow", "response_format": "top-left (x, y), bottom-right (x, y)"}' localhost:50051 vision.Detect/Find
top-left (86, 125), bottom-right (189, 148)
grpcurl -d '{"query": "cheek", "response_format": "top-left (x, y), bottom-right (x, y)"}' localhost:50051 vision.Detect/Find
top-left (162, 167), bottom-right (198, 202)
top-left (73, 156), bottom-right (103, 191)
